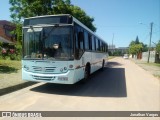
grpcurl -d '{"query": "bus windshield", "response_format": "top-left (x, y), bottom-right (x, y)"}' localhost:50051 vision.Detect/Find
top-left (23, 26), bottom-right (73, 60)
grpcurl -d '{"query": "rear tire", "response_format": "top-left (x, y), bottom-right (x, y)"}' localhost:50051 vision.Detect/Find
top-left (101, 60), bottom-right (105, 71)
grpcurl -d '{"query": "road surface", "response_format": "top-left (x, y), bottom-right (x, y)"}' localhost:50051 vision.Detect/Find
top-left (0, 57), bottom-right (159, 119)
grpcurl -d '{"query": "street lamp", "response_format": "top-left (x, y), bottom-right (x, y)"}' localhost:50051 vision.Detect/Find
top-left (147, 22), bottom-right (153, 63)
top-left (140, 22), bottom-right (153, 63)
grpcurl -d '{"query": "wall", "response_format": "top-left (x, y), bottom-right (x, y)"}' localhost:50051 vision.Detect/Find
top-left (142, 51), bottom-right (156, 63)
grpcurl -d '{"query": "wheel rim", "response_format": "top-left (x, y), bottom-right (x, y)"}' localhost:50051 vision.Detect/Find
top-left (85, 67), bottom-right (90, 79)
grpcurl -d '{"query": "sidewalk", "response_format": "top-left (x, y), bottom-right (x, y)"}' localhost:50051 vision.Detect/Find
top-left (130, 58), bottom-right (160, 80)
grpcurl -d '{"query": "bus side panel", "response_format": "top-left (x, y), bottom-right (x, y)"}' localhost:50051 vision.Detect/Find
top-left (91, 52), bottom-right (104, 73)
top-left (83, 51), bottom-right (92, 66)
top-left (73, 51), bottom-right (92, 82)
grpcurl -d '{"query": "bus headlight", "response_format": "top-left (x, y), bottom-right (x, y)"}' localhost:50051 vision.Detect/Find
top-left (64, 67), bottom-right (67, 71)
top-left (24, 65), bottom-right (29, 71)
top-left (60, 67), bottom-right (68, 73)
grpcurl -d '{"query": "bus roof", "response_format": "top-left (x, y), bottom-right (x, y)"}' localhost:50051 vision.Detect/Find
top-left (24, 14), bottom-right (107, 44)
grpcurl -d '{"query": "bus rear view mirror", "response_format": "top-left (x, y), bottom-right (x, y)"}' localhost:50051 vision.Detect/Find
top-left (53, 44), bottom-right (59, 49)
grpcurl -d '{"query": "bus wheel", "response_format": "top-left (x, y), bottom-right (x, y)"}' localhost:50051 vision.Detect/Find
top-left (101, 60), bottom-right (105, 71)
top-left (82, 64), bottom-right (90, 83)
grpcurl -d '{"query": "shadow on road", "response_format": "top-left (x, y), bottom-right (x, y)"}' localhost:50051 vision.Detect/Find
top-left (0, 65), bottom-right (18, 73)
top-left (107, 61), bottom-right (123, 68)
top-left (31, 64), bottom-right (127, 97)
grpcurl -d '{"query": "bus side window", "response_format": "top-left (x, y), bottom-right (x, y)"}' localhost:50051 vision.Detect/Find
top-left (74, 25), bottom-right (79, 59)
top-left (102, 42), bottom-right (105, 52)
top-left (75, 30), bottom-right (78, 49)
top-left (104, 44), bottom-right (107, 52)
top-left (78, 31), bottom-right (84, 58)
top-left (78, 31), bottom-right (84, 50)
top-left (94, 37), bottom-right (96, 51)
top-left (96, 38), bottom-right (99, 51)
top-left (98, 40), bottom-right (100, 51)
top-left (99, 41), bottom-right (102, 51)
top-left (92, 36), bottom-right (95, 51)
top-left (74, 24), bottom-right (85, 59)
top-left (88, 33), bottom-right (92, 50)
top-left (84, 31), bottom-right (89, 50)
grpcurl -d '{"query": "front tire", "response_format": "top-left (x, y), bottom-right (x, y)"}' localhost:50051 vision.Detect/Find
top-left (81, 64), bottom-right (90, 83)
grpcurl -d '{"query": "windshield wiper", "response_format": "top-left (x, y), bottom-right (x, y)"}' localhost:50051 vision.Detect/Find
top-left (42, 25), bottom-right (59, 40)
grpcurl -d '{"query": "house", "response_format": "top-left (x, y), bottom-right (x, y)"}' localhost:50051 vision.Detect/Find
top-left (0, 20), bottom-right (16, 43)
top-left (116, 47), bottom-right (129, 55)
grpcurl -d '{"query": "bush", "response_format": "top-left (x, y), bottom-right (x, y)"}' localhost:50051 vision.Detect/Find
top-left (0, 42), bottom-right (22, 61)
top-left (10, 54), bottom-right (16, 60)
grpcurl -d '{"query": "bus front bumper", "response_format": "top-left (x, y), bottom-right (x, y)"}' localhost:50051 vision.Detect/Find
top-left (22, 69), bottom-right (75, 84)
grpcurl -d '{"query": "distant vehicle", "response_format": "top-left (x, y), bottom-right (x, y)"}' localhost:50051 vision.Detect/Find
top-left (22, 14), bottom-right (108, 84)
top-left (123, 54), bottom-right (129, 59)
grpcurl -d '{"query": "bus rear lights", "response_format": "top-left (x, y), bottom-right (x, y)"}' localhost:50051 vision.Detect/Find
top-left (58, 77), bottom-right (68, 81)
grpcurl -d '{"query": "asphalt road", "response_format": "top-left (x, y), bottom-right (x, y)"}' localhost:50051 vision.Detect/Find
top-left (0, 57), bottom-right (159, 119)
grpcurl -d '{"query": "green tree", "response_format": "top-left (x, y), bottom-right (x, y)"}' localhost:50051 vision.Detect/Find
top-left (129, 40), bottom-right (136, 46)
top-left (14, 23), bottom-right (22, 60)
top-left (135, 36), bottom-right (140, 44)
top-left (9, 23), bottom-right (22, 60)
top-left (113, 50), bottom-right (122, 56)
top-left (129, 44), bottom-right (143, 55)
top-left (129, 36), bottom-right (147, 57)
top-left (9, 0), bottom-right (96, 31)
top-left (129, 36), bottom-right (140, 46)
top-left (141, 42), bottom-right (148, 52)
top-left (156, 40), bottom-right (160, 53)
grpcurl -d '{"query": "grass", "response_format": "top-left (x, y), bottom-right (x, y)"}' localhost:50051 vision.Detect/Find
top-left (131, 59), bottom-right (160, 80)
top-left (0, 60), bottom-right (36, 96)
top-left (144, 62), bottom-right (160, 67)
top-left (153, 74), bottom-right (160, 79)
top-left (0, 60), bottom-right (21, 73)
top-left (132, 59), bottom-right (160, 67)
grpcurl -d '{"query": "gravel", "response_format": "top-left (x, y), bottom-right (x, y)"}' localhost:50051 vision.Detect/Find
top-left (131, 59), bottom-right (160, 80)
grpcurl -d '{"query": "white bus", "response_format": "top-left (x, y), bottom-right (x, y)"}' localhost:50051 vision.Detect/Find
top-left (22, 14), bottom-right (108, 84)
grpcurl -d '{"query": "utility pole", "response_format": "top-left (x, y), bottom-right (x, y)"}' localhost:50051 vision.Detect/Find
top-left (112, 33), bottom-right (114, 54)
top-left (147, 22), bottom-right (153, 63)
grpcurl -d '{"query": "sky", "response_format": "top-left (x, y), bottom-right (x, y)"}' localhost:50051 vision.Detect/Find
top-left (0, 0), bottom-right (160, 47)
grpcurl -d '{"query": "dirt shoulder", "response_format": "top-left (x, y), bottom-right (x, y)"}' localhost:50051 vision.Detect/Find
top-left (0, 69), bottom-right (36, 96)
top-left (130, 58), bottom-right (160, 80)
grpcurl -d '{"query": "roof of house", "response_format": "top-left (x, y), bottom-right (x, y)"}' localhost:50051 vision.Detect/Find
top-left (0, 36), bottom-right (13, 43)
top-left (0, 20), bottom-right (12, 25)
top-left (0, 20), bottom-right (16, 43)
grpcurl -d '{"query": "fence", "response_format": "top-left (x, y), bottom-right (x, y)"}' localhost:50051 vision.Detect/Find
top-left (142, 51), bottom-right (156, 63)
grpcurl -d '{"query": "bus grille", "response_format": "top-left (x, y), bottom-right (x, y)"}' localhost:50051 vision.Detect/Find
top-left (32, 66), bottom-right (56, 73)
top-left (32, 75), bottom-right (55, 81)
